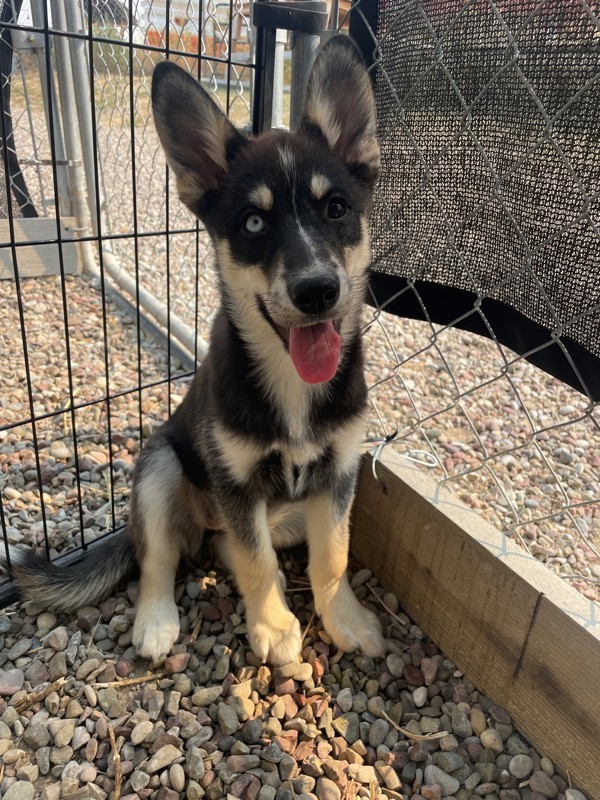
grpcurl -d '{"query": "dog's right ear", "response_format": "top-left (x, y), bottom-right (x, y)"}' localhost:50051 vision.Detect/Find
top-left (151, 61), bottom-right (247, 215)
top-left (301, 36), bottom-right (380, 188)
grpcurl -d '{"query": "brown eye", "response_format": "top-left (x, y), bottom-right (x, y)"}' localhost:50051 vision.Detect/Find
top-left (327, 198), bottom-right (347, 219)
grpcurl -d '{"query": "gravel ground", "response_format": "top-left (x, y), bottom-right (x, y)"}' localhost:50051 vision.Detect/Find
top-left (0, 53), bottom-right (597, 800)
top-left (0, 556), bottom-right (590, 800)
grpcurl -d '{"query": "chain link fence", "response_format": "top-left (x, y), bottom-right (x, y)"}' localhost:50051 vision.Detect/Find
top-left (91, 0), bottom-right (253, 326)
top-left (353, 0), bottom-right (600, 610)
top-left (0, 0), bottom-right (256, 602)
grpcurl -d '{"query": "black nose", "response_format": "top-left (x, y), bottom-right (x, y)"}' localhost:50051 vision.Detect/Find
top-left (290, 275), bottom-right (340, 315)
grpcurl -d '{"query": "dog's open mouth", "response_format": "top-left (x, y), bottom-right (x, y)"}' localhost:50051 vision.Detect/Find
top-left (258, 297), bottom-right (342, 384)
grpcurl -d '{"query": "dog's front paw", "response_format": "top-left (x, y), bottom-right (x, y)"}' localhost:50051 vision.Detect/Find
top-left (321, 583), bottom-right (385, 658)
top-left (248, 609), bottom-right (302, 666)
top-left (132, 600), bottom-right (180, 663)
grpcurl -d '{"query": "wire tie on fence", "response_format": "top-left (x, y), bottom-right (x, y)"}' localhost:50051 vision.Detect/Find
top-left (401, 449), bottom-right (438, 468)
top-left (370, 429), bottom-right (439, 481)
top-left (371, 428), bottom-right (398, 480)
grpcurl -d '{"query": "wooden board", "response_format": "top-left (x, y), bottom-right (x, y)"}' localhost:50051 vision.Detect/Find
top-left (351, 451), bottom-right (600, 798)
top-left (0, 217), bottom-right (82, 279)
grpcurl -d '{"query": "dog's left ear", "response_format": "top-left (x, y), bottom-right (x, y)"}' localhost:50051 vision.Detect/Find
top-left (151, 61), bottom-right (247, 215)
top-left (301, 35), bottom-right (380, 186)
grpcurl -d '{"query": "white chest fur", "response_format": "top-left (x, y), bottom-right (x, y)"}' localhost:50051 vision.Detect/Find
top-left (213, 414), bottom-right (365, 493)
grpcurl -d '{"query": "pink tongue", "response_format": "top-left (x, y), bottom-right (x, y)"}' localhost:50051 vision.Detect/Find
top-left (289, 321), bottom-right (341, 384)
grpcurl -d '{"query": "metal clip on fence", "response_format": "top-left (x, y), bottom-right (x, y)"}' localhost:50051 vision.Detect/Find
top-left (252, 0), bottom-right (329, 134)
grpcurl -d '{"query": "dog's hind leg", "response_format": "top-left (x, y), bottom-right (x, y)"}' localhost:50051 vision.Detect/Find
top-left (305, 494), bottom-right (385, 658)
top-left (130, 444), bottom-right (183, 662)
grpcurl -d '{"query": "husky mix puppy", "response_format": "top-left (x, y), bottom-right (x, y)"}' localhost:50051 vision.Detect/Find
top-left (2, 36), bottom-right (384, 666)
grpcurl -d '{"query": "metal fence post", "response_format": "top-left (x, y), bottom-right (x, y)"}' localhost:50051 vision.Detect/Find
top-left (289, 0), bottom-right (328, 131)
top-left (30, 0), bottom-right (72, 216)
top-left (272, 29), bottom-right (287, 129)
top-left (252, 0), bottom-right (328, 134)
top-left (50, 0), bottom-right (97, 272)
top-left (63, 0), bottom-right (103, 242)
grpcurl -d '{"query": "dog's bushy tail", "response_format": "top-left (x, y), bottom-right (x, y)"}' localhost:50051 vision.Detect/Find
top-left (1, 535), bottom-right (136, 613)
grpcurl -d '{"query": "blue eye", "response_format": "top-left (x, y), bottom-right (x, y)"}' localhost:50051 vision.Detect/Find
top-left (243, 213), bottom-right (266, 234)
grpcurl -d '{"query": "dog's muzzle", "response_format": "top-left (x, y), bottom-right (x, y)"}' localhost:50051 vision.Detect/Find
top-left (257, 294), bottom-right (343, 385)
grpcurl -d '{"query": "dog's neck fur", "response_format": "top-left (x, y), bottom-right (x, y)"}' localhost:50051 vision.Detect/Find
top-left (208, 299), bottom-right (366, 445)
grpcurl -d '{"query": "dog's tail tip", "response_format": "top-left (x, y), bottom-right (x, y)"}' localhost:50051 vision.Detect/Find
top-left (0, 542), bottom-right (22, 566)
top-left (0, 534), bottom-right (137, 615)
top-left (0, 543), bottom-right (33, 571)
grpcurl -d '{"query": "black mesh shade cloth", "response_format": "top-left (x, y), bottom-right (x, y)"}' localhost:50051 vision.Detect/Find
top-left (351, 0), bottom-right (600, 401)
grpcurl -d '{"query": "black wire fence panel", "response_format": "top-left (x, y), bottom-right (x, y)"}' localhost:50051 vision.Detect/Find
top-left (0, 0), bottom-right (253, 605)
top-left (357, 0), bottom-right (599, 401)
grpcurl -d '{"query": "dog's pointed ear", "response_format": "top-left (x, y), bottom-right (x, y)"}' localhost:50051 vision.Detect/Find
top-left (151, 61), bottom-right (247, 214)
top-left (301, 35), bottom-right (380, 186)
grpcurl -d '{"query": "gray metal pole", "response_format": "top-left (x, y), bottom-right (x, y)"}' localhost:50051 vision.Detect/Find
top-left (50, 0), bottom-right (96, 272)
top-left (63, 0), bottom-right (102, 236)
top-left (289, 31), bottom-right (320, 130)
top-left (272, 29), bottom-right (287, 129)
top-left (287, 0), bottom-right (328, 130)
top-left (30, 0), bottom-right (72, 216)
top-left (329, 0), bottom-right (340, 30)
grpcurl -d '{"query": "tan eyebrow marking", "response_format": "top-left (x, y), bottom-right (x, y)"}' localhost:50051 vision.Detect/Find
top-left (310, 173), bottom-right (331, 200)
top-left (248, 184), bottom-right (273, 210)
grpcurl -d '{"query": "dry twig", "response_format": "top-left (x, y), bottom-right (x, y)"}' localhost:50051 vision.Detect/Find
top-left (381, 789), bottom-right (405, 800)
top-left (382, 709), bottom-right (449, 741)
top-left (189, 616), bottom-right (202, 643)
top-left (366, 584), bottom-right (409, 631)
top-left (285, 586), bottom-right (313, 594)
top-left (108, 723), bottom-right (123, 800)
top-left (88, 610), bottom-right (104, 646)
top-left (301, 610), bottom-right (316, 647)
top-left (13, 676), bottom-right (66, 714)
top-left (92, 671), bottom-right (166, 689)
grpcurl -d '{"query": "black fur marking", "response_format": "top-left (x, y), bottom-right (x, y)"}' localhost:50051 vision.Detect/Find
top-left (213, 482), bottom-right (263, 551)
top-left (162, 416), bottom-right (209, 490)
top-left (309, 332), bottom-right (368, 428)
top-left (257, 295), bottom-right (288, 350)
top-left (333, 462), bottom-right (360, 519)
top-left (209, 311), bottom-right (287, 441)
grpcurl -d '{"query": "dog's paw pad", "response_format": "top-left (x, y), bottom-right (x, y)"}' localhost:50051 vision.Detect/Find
top-left (249, 612), bottom-right (302, 666)
top-left (132, 601), bottom-right (180, 663)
